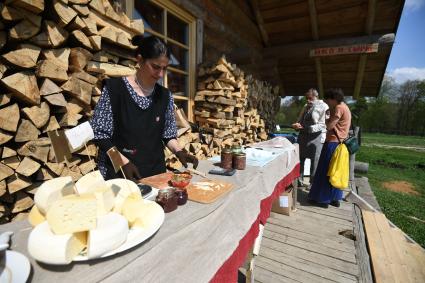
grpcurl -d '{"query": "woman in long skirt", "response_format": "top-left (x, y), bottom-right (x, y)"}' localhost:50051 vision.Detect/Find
top-left (308, 88), bottom-right (351, 208)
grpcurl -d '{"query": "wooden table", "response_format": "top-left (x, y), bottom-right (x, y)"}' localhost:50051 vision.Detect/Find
top-left (1, 146), bottom-right (299, 283)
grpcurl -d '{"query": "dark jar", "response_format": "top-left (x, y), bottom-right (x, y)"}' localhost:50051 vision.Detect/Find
top-left (221, 148), bottom-right (233, 169)
top-left (175, 188), bottom-right (188, 205)
top-left (156, 188), bottom-right (178, 213)
top-left (232, 152), bottom-right (246, 170)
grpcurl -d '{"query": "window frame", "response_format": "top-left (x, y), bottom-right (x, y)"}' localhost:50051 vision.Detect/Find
top-left (124, 0), bottom-right (197, 121)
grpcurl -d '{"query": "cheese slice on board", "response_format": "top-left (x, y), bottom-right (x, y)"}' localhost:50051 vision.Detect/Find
top-left (121, 199), bottom-right (160, 229)
top-left (28, 205), bottom-right (45, 227)
top-left (28, 221), bottom-right (87, 265)
top-left (34, 176), bottom-right (75, 214)
top-left (87, 212), bottom-right (129, 259)
top-left (46, 194), bottom-right (97, 234)
top-left (75, 170), bottom-right (105, 194)
top-left (105, 179), bottom-right (141, 214)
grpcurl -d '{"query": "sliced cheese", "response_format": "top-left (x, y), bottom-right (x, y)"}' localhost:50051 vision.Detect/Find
top-left (122, 199), bottom-right (161, 229)
top-left (28, 205), bottom-right (45, 227)
top-left (46, 194), bottom-right (97, 235)
top-left (89, 186), bottom-right (115, 216)
top-left (87, 212), bottom-right (128, 259)
top-left (105, 179), bottom-right (141, 214)
top-left (28, 222), bottom-right (86, 264)
top-left (34, 176), bottom-right (75, 214)
top-left (75, 170), bottom-right (104, 194)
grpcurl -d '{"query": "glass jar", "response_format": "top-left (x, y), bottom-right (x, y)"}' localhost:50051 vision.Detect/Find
top-left (156, 188), bottom-right (178, 213)
top-left (175, 188), bottom-right (188, 205)
top-left (233, 152), bottom-right (246, 170)
top-left (221, 148), bottom-right (233, 169)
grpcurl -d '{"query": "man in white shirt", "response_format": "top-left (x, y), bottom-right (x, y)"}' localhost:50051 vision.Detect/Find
top-left (292, 88), bottom-right (329, 186)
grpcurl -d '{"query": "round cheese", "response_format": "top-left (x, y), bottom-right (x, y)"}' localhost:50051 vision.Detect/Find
top-left (34, 176), bottom-right (75, 214)
top-left (105, 179), bottom-right (141, 214)
top-left (28, 205), bottom-right (45, 227)
top-left (28, 222), bottom-right (87, 265)
top-left (75, 170), bottom-right (104, 194)
top-left (87, 212), bottom-right (129, 259)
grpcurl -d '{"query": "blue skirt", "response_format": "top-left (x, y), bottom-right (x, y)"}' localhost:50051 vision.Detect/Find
top-left (308, 142), bottom-right (344, 204)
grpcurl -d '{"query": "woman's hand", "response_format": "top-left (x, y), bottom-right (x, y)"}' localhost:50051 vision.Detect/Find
top-left (121, 162), bottom-right (142, 182)
top-left (175, 150), bottom-right (199, 169)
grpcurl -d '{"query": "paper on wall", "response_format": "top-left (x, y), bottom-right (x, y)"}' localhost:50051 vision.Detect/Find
top-left (279, 196), bottom-right (289, 208)
top-left (65, 121), bottom-right (95, 151)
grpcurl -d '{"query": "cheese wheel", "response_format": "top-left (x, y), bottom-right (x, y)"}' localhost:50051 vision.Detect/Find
top-left (46, 194), bottom-right (97, 235)
top-left (87, 212), bottom-right (129, 259)
top-left (75, 170), bottom-right (104, 194)
top-left (34, 176), bottom-right (75, 214)
top-left (28, 205), bottom-right (45, 227)
top-left (28, 222), bottom-right (87, 265)
top-left (122, 199), bottom-right (160, 229)
top-left (105, 179), bottom-right (141, 214)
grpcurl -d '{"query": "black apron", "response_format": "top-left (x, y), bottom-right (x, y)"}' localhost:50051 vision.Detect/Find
top-left (103, 78), bottom-right (169, 180)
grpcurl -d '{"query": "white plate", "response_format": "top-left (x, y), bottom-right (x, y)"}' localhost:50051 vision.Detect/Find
top-left (0, 250), bottom-right (31, 283)
top-left (73, 200), bottom-right (165, 261)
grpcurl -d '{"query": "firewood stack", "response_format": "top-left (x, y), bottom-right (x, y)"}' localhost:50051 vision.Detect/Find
top-left (0, 0), bottom-right (144, 224)
top-left (188, 56), bottom-right (280, 160)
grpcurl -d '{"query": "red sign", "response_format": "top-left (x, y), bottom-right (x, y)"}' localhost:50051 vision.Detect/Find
top-left (310, 43), bottom-right (379, 57)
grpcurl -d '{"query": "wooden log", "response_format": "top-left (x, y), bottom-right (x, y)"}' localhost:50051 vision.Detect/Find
top-left (9, 0), bottom-right (44, 14)
top-left (68, 15), bottom-right (86, 31)
top-left (1, 72), bottom-right (40, 105)
top-left (17, 138), bottom-right (50, 163)
top-left (86, 61), bottom-right (135, 76)
top-left (61, 76), bottom-right (93, 105)
top-left (9, 18), bottom-right (41, 40)
top-left (65, 98), bottom-right (84, 114)
top-left (58, 112), bottom-right (82, 127)
top-left (2, 44), bottom-right (41, 68)
top-left (89, 0), bottom-right (105, 14)
top-left (12, 212), bottom-right (30, 222)
top-left (22, 102), bottom-right (50, 128)
top-left (2, 156), bottom-right (20, 170)
top-left (88, 35), bottom-right (101, 50)
top-left (103, 0), bottom-right (121, 22)
top-left (131, 19), bottom-right (144, 34)
top-left (75, 143), bottom-right (97, 156)
top-left (0, 94), bottom-right (11, 107)
top-left (71, 71), bottom-right (97, 84)
top-left (78, 159), bottom-right (96, 175)
top-left (30, 31), bottom-right (52, 48)
top-left (0, 180), bottom-right (6, 197)
top-left (0, 103), bottom-right (20, 132)
top-left (45, 162), bottom-right (64, 176)
top-left (93, 50), bottom-right (118, 63)
top-left (25, 182), bottom-right (41, 195)
top-left (71, 4), bottom-right (89, 16)
top-left (81, 15), bottom-right (97, 35)
top-left (15, 119), bottom-right (40, 142)
top-left (60, 165), bottom-right (82, 181)
top-left (71, 30), bottom-right (93, 50)
top-left (44, 20), bottom-right (68, 47)
top-left (69, 0), bottom-right (90, 4)
top-left (42, 116), bottom-right (60, 133)
top-left (0, 64), bottom-right (7, 80)
top-left (15, 157), bottom-right (40, 177)
top-left (43, 93), bottom-right (67, 107)
top-left (40, 78), bottom-right (62, 96)
top-left (36, 59), bottom-right (68, 82)
top-left (42, 48), bottom-right (70, 70)
top-left (2, 147), bottom-right (16, 159)
top-left (12, 191), bottom-right (33, 213)
top-left (69, 47), bottom-right (93, 71)
top-left (53, 0), bottom-right (77, 26)
top-left (0, 162), bottom-right (14, 182)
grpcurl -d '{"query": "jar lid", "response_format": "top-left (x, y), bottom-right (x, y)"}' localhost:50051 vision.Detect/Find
top-left (233, 152), bottom-right (246, 157)
top-left (222, 148), bottom-right (232, 153)
top-left (158, 187), bottom-right (176, 197)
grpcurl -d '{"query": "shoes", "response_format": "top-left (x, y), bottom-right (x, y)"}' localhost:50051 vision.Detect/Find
top-left (330, 200), bottom-right (340, 207)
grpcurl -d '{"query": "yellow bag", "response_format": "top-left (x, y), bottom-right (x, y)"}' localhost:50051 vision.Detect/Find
top-left (327, 143), bottom-right (349, 189)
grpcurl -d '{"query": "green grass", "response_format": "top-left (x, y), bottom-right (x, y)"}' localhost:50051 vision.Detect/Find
top-left (362, 132), bottom-right (425, 147)
top-left (356, 135), bottom-right (425, 247)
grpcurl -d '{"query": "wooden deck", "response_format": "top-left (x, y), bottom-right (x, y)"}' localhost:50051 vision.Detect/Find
top-left (252, 187), bottom-right (362, 283)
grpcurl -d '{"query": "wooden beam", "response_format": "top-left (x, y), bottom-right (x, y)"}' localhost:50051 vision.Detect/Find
top-left (249, 0), bottom-right (269, 46)
top-left (353, 0), bottom-right (377, 99)
top-left (307, 0), bottom-right (324, 96)
top-left (263, 34), bottom-right (394, 59)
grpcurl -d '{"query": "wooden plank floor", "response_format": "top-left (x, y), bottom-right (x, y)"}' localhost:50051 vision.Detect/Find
top-left (254, 188), bottom-right (361, 283)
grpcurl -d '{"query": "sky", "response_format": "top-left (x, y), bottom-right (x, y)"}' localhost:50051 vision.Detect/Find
top-left (386, 0), bottom-right (425, 84)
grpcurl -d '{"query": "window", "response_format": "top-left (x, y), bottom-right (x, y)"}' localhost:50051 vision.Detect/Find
top-left (124, 0), bottom-right (196, 121)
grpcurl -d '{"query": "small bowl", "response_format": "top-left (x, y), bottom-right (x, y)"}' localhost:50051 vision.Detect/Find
top-left (170, 172), bottom-right (192, 188)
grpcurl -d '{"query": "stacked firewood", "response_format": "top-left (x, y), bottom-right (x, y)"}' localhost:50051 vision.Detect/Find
top-left (0, 0), bottom-right (144, 223)
top-left (186, 56), bottom-right (280, 160)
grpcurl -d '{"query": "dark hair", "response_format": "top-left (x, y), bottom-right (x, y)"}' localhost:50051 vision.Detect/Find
top-left (131, 35), bottom-right (171, 59)
top-left (324, 88), bottom-right (344, 103)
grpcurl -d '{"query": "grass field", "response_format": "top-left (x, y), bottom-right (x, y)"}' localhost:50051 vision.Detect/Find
top-left (356, 133), bottom-right (425, 247)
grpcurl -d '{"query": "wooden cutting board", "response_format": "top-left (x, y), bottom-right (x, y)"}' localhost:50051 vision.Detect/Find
top-left (139, 172), bottom-right (173, 189)
top-left (186, 180), bottom-right (234, 204)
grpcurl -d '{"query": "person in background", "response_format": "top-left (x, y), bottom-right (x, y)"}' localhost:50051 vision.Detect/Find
top-left (308, 88), bottom-right (352, 208)
top-left (90, 35), bottom-right (198, 181)
top-left (292, 88), bottom-right (328, 186)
